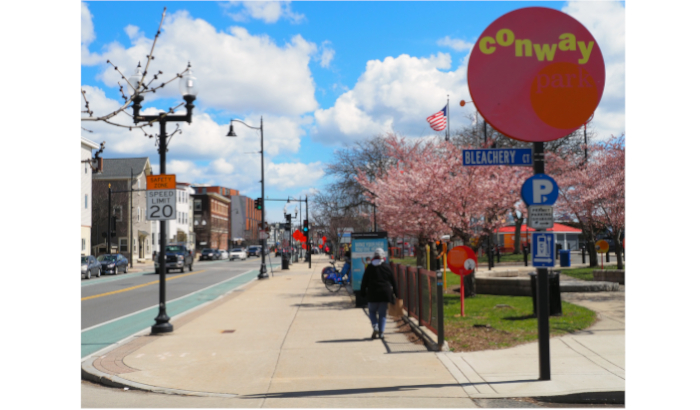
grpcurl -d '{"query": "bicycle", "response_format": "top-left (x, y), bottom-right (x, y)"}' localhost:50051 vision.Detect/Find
top-left (324, 267), bottom-right (350, 292)
top-left (321, 259), bottom-right (340, 283)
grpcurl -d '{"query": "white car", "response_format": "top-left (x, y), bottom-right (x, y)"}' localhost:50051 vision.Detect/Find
top-left (219, 249), bottom-right (229, 259)
top-left (229, 248), bottom-right (247, 261)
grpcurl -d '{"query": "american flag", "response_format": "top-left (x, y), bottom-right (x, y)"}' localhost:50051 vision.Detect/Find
top-left (426, 106), bottom-right (447, 131)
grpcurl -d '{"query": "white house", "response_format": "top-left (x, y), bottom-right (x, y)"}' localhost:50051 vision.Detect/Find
top-left (81, 137), bottom-right (100, 256)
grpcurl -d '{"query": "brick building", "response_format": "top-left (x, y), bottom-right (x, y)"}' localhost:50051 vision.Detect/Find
top-left (192, 186), bottom-right (234, 252)
top-left (230, 195), bottom-right (262, 247)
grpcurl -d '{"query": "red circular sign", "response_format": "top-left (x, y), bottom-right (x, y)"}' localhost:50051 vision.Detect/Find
top-left (467, 7), bottom-right (605, 142)
top-left (447, 246), bottom-right (478, 276)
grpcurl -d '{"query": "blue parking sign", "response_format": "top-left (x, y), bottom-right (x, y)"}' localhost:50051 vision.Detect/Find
top-left (521, 174), bottom-right (559, 206)
top-left (532, 232), bottom-right (555, 268)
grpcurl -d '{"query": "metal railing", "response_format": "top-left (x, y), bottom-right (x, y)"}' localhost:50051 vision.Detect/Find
top-left (390, 262), bottom-right (440, 335)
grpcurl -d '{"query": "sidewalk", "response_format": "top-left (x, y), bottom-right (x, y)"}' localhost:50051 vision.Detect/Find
top-left (82, 254), bottom-right (624, 406)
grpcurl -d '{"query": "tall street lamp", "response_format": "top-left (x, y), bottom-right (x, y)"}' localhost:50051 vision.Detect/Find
top-left (226, 117), bottom-right (268, 279)
top-left (130, 62), bottom-right (198, 334)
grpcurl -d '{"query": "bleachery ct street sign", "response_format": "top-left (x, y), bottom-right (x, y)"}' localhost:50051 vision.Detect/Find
top-left (463, 148), bottom-right (533, 166)
top-left (146, 175), bottom-right (177, 221)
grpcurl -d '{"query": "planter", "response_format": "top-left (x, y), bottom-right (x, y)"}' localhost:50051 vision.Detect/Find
top-left (592, 269), bottom-right (625, 285)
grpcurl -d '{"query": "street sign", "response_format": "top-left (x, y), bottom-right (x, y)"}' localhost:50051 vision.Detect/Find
top-left (521, 174), bottom-right (559, 206)
top-left (146, 174), bottom-right (177, 221)
top-left (595, 240), bottom-right (609, 253)
top-left (446, 246), bottom-right (478, 276)
top-left (532, 232), bottom-right (555, 267)
top-left (146, 174), bottom-right (176, 190)
top-left (467, 7), bottom-right (605, 142)
top-left (527, 205), bottom-right (554, 229)
top-left (463, 148), bottom-right (533, 166)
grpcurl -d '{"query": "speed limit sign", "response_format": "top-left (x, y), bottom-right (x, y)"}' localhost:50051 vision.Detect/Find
top-left (146, 175), bottom-right (177, 221)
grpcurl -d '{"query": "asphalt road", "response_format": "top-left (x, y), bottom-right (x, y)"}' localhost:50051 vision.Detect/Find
top-left (81, 255), bottom-right (282, 359)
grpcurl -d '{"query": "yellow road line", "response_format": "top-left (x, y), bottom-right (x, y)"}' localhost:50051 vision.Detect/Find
top-left (81, 269), bottom-right (207, 301)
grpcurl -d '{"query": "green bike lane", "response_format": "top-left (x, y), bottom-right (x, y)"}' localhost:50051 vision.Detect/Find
top-left (81, 262), bottom-right (279, 359)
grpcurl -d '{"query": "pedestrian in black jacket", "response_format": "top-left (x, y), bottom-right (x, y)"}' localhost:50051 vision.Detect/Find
top-left (360, 248), bottom-right (398, 340)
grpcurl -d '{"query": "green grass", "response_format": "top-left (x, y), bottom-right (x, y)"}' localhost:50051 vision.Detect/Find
top-left (559, 265), bottom-right (625, 281)
top-left (390, 256), bottom-right (417, 266)
top-left (443, 294), bottom-right (597, 351)
top-left (477, 252), bottom-right (525, 263)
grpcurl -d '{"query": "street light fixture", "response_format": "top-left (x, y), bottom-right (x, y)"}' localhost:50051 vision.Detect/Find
top-left (225, 117), bottom-right (268, 279)
top-left (130, 61), bottom-right (198, 335)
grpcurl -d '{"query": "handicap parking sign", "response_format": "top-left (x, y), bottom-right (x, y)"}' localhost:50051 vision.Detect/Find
top-left (532, 232), bottom-right (555, 268)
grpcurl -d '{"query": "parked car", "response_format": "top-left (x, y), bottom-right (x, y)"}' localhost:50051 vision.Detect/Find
top-left (155, 244), bottom-right (194, 273)
top-left (229, 248), bottom-right (247, 261)
top-left (213, 249), bottom-right (222, 260)
top-left (247, 245), bottom-right (262, 257)
top-left (97, 253), bottom-right (129, 275)
top-left (199, 248), bottom-right (217, 261)
top-left (219, 249), bottom-right (229, 259)
top-left (81, 255), bottom-right (101, 279)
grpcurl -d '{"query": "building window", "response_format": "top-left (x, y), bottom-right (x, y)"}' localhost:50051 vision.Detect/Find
top-left (114, 205), bottom-right (122, 221)
top-left (119, 238), bottom-right (128, 252)
top-left (82, 238), bottom-right (86, 251)
top-left (194, 199), bottom-right (202, 211)
top-left (85, 163), bottom-right (88, 174)
top-left (137, 207), bottom-right (141, 222)
top-left (133, 238), bottom-right (137, 252)
top-left (85, 194), bottom-right (88, 209)
top-left (152, 233), bottom-right (155, 247)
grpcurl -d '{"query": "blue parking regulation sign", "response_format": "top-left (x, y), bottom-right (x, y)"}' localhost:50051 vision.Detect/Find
top-left (532, 232), bottom-right (555, 267)
top-left (521, 174), bottom-right (559, 206)
top-left (462, 148), bottom-right (533, 166)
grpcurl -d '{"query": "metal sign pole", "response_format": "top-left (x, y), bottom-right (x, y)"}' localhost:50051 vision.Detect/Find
top-left (533, 141), bottom-right (550, 380)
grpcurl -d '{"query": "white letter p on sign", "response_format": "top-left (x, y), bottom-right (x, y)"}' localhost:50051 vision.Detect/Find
top-left (533, 179), bottom-right (553, 203)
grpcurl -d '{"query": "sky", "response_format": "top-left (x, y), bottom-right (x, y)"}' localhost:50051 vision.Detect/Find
top-left (81, 1), bottom-right (626, 223)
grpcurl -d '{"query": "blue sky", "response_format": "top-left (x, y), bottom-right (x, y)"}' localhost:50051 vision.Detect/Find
top-left (81, 1), bottom-right (625, 222)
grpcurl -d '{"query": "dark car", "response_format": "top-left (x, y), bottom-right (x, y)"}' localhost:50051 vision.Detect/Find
top-left (97, 254), bottom-right (129, 275)
top-left (81, 255), bottom-right (101, 279)
top-left (199, 248), bottom-right (217, 261)
top-left (247, 245), bottom-right (262, 257)
top-left (155, 244), bottom-right (194, 273)
top-left (213, 249), bottom-right (222, 260)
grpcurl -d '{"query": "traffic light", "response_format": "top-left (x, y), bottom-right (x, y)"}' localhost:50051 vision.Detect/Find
top-left (254, 198), bottom-right (262, 210)
top-left (303, 219), bottom-right (309, 233)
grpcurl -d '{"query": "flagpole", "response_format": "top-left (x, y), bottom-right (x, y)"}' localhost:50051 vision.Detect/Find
top-left (446, 95), bottom-right (450, 142)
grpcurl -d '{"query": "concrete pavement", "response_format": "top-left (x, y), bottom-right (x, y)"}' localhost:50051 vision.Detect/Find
top-left (82, 254), bottom-right (624, 406)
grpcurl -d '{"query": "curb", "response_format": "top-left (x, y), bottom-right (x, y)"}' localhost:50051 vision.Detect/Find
top-left (401, 315), bottom-right (449, 352)
top-left (81, 356), bottom-right (237, 398)
top-left (533, 390), bottom-right (625, 405)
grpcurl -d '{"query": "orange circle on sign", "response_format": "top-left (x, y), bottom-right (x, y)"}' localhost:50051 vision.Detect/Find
top-left (447, 246), bottom-right (477, 276)
top-left (460, 100), bottom-right (466, 106)
top-left (595, 240), bottom-right (609, 253)
top-left (530, 62), bottom-right (599, 129)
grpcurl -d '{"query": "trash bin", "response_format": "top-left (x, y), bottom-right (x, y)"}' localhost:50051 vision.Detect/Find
top-left (282, 254), bottom-right (290, 270)
top-left (528, 271), bottom-right (563, 316)
top-left (559, 249), bottom-right (571, 267)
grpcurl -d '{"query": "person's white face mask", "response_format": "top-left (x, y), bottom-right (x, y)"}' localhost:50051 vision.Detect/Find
top-left (371, 259), bottom-right (382, 266)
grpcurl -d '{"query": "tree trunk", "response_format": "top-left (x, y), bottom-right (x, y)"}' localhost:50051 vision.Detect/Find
top-left (614, 231), bottom-right (623, 269)
top-left (513, 212), bottom-right (523, 254)
top-left (416, 234), bottom-right (428, 268)
top-left (582, 228), bottom-right (598, 267)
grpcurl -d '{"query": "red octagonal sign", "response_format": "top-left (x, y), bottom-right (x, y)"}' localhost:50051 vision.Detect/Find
top-left (468, 7), bottom-right (605, 142)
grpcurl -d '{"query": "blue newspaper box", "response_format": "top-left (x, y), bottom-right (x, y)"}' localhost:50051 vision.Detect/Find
top-left (559, 249), bottom-right (571, 267)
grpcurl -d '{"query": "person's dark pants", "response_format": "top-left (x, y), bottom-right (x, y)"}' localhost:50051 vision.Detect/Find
top-left (368, 302), bottom-right (388, 333)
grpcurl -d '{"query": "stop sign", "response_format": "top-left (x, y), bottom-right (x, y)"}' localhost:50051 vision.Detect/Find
top-left (467, 7), bottom-right (606, 142)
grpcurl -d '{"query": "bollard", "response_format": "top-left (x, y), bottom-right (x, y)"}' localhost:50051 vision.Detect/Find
top-left (524, 245), bottom-right (528, 267)
top-left (606, 250), bottom-right (610, 263)
top-left (582, 246), bottom-right (586, 264)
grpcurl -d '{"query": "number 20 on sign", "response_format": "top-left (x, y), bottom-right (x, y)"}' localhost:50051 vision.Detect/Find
top-left (146, 175), bottom-right (177, 221)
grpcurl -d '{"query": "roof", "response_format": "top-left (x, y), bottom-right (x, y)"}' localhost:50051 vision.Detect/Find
top-left (93, 157), bottom-right (151, 180)
top-left (495, 223), bottom-right (582, 234)
top-left (81, 137), bottom-right (100, 150)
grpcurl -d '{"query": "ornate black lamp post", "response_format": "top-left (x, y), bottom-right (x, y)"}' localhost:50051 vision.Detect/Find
top-left (226, 118), bottom-right (268, 279)
top-left (129, 62), bottom-right (198, 334)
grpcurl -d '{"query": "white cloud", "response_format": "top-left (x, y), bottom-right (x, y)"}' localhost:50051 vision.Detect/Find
top-left (563, 0), bottom-right (625, 139)
top-left (81, 2), bottom-right (101, 65)
top-left (90, 10), bottom-right (318, 117)
top-left (319, 41), bottom-right (335, 68)
top-left (226, 1), bottom-right (305, 24)
top-left (266, 162), bottom-right (325, 190)
top-left (313, 53), bottom-right (473, 145)
top-left (437, 36), bottom-right (474, 52)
